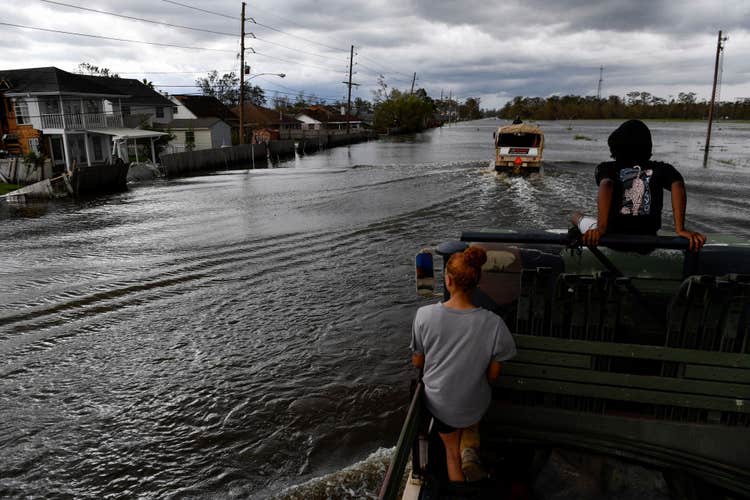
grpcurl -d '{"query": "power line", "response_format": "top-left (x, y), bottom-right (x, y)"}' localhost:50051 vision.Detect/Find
top-left (41, 0), bottom-right (347, 65)
top-left (253, 76), bottom-right (340, 100)
top-left (171, 90), bottom-right (335, 103)
top-left (0, 21), bottom-right (235, 52)
top-left (357, 52), bottom-right (412, 79)
top-left (160, 0), bottom-right (235, 20)
top-left (252, 50), bottom-right (345, 73)
top-left (118, 70), bottom-right (236, 75)
top-left (248, 20), bottom-right (344, 53)
top-left (40, 0), bottom-right (237, 37)
top-left (250, 35), bottom-right (348, 63)
top-left (155, 83), bottom-right (338, 99)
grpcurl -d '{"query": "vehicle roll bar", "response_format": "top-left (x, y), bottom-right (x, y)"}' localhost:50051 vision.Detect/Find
top-left (460, 231), bottom-right (692, 250)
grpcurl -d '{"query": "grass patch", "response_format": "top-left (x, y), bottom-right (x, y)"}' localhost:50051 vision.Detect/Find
top-left (574, 134), bottom-right (594, 141)
top-left (0, 183), bottom-right (20, 195)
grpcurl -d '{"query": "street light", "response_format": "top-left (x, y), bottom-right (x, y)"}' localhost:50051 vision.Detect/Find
top-left (248, 73), bottom-right (285, 80)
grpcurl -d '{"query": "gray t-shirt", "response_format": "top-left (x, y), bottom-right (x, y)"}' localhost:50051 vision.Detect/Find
top-left (410, 302), bottom-right (516, 428)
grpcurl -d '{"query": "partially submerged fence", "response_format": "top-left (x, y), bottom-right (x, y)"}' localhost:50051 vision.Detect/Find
top-left (159, 143), bottom-right (268, 176)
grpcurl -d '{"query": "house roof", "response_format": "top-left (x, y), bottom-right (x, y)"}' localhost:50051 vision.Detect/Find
top-left (83, 76), bottom-right (173, 107)
top-left (0, 67), bottom-right (126, 96)
top-left (232, 102), bottom-right (297, 126)
top-left (172, 95), bottom-right (237, 121)
top-left (164, 118), bottom-right (225, 129)
top-left (297, 105), bottom-right (360, 123)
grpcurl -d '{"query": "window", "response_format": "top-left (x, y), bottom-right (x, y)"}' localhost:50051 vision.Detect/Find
top-left (44, 98), bottom-right (60, 114)
top-left (185, 130), bottom-right (195, 151)
top-left (155, 107), bottom-right (164, 118)
top-left (308, 123), bottom-right (315, 130)
top-left (172, 106), bottom-right (178, 114)
top-left (28, 137), bottom-right (40, 154)
top-left (121, 103), bottom-right (131, 116)
top-left (13, 99), bottom-right (29, 125)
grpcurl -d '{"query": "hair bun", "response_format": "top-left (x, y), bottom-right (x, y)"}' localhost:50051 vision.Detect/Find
top-left (463, 246), bottom-right (487, 269)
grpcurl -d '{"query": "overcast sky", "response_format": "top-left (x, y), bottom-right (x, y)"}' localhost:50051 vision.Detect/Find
top-left (1, 0), bottom-right (749, 109)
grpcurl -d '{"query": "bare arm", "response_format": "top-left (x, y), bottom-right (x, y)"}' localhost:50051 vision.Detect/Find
top-left (583, 179), bottom-right (613, 246)
top-left (412, 353), bottom-right (424, 369)
top-left (671, 181), bottom-right (706, 252)
top-left (487, 360), bottom-right (502, 382)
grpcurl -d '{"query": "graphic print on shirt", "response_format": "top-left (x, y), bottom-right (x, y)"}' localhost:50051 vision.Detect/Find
top-left (619, 166), bottom-right (653, 216)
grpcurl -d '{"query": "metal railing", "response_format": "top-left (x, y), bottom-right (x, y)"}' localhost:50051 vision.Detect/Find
top-left (40, 112), bottom-right (123, 130)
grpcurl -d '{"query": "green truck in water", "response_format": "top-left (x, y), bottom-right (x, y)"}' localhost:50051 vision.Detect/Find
top-left (381, 230), bottom-right (750, 499)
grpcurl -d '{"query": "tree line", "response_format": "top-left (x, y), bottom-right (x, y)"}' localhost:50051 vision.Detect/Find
top-left (488, 92), bottom-right (750, 120)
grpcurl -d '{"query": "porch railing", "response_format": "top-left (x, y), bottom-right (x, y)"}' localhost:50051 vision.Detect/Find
top-left (40, 112), bottom-right (124, 130)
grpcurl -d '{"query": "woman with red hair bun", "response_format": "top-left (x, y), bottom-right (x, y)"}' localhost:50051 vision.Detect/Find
top-left (411, 246), bottom-right (516, 483)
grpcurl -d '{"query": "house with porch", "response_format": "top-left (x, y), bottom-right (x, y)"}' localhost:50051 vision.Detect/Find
top-left (0, 66), bottom-right (167, 176)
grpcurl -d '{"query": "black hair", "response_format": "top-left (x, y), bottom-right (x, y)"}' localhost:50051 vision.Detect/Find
top-left (608, 119), bottom-right (652, 162)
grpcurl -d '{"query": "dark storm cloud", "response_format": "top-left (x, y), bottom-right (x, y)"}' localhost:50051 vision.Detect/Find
top-left (409, 0), bottom-right (750, 35)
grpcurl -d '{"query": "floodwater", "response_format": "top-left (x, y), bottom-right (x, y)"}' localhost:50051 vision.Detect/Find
top-left (1, 119), bottom-right (749, 498)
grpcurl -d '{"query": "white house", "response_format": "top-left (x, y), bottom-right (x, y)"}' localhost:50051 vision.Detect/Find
top-left (165, 95), bottom-right (234, 151)
top-left (0, 67), bottom-right (168, 172)
top-left (294, 105), bottom-right (362, 134)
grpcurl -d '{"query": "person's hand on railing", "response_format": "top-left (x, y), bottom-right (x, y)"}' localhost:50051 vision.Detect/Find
top-left (583, 227), bottom-right (606, 247)
top-left (676, 229), bottom-right (706, 252)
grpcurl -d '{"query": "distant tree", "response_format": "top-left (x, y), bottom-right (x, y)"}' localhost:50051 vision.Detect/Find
top-left (195, 70), bottom-right (266, 106)
top-left (353, 97), bottom-right (373, 115)
top-left (141, 78), bottom-right (154, 89)
top-left (371, 75), bottom-right (389, 104)
top-left (246, 85), bottom-right (266, 106)
top-left (196, 71), bottom-right (237, 104)
top-left (461, 97), bottom-right (482, 120)
top-left (77, 62), bottom-right (119, 78)
top-left (373, 88), bottom-right (437, 134)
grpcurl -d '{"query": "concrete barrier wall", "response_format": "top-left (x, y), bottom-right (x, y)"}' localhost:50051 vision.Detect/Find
top-left (160, 143), bottom-right (267, 176)
top-left (268, 139), bottom-right (295, 158)
top-left (297, 131), bottom-right (373, 153)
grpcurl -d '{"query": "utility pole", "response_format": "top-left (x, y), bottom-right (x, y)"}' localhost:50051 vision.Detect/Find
top-left (448, 90), bottom-right (453, 124)
top-left (704, 30), bottom-right (727, 166)
top-left (238, 1), bottom-right (246, 144)
top-left (410, 72), bottom-right (416, 94)
top-left (596, 66), bottom-right (604, 100)
top-left (342, 45), bottom-right (359, 135)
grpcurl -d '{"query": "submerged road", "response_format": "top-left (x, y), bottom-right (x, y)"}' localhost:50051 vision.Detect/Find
top-left (1, 119), bottom-right (749, 498)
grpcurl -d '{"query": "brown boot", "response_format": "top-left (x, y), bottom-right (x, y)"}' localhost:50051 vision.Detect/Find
top-left (460, 424), bottom-right (487, 482)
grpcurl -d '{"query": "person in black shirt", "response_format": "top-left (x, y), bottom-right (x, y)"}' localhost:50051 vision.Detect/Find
top-left (572, 119), bottom-right (706, 251)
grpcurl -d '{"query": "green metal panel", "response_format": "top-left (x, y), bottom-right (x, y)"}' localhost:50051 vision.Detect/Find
top-left (512, 350), bottom-right (592, 369)
top-left (514, 334), bottom-right (750, 368)
top-left (684, 364), bottom-right (750, 383)
top-left (495, 376), bottom-right (750, 413)
top-left (503, 363), bottom-right (750, 399)
top-left (482, 404), bottom-right (750, 496)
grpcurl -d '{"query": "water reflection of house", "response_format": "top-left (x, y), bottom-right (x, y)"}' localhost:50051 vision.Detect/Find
top-left (232, 102), bottom-right (300, 143)
top-left (295, 105), bottom-right (362, 135)
top-left (165, 95), bottom-right (235, 151)
top-left (0, 66), bottom-right (168, 175)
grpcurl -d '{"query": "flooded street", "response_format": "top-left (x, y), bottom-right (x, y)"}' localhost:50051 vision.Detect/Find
top-left (1, 119), bottom-right (749, 498)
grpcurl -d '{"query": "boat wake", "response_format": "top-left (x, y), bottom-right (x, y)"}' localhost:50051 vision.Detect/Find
top-left (269, 447), bottom-right (399, 500)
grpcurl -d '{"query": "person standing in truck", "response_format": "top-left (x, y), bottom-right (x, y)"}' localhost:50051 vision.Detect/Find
top-left (572, 119), bottom-right (706, 251)
top-left (410, 246), bottom-right (517, 482)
